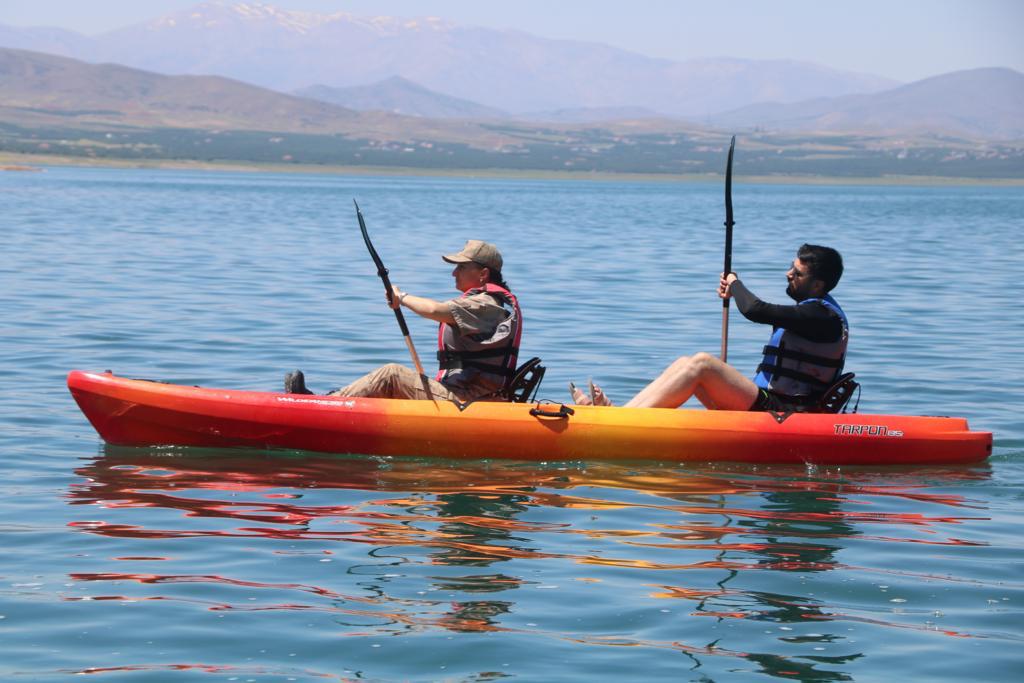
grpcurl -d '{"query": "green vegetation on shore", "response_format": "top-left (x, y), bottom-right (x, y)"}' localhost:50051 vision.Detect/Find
top-left (1, 120), bottom-right (1015, 180)
top-left (4, 150), bottom-right (1022, 187)
top-left (3, 121), bottom-right (1023, 183)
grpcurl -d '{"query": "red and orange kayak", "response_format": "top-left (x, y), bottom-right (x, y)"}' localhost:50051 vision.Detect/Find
top-left (67, 370), bottom-right (992, 465)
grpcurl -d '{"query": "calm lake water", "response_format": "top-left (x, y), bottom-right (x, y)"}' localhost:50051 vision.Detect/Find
top-left (2, 165), bottom-right (1023, 681)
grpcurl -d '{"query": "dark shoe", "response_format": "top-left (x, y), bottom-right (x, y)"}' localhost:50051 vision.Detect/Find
top-left (284, 370), bottom-right (314, 395)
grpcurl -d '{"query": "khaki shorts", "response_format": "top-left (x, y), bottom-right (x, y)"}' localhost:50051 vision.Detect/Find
top-left (329, 363), bottom-right (503, 403)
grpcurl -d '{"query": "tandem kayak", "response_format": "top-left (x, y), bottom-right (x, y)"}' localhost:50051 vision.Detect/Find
top-left (67, 370), bottom-right (992, 466)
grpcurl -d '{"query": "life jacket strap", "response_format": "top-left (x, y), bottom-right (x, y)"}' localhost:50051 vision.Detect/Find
top-left (756, 363), bottom-right (833, 391)
top-left (761, 345), bottom-right (845, 368)
top-left (437, 347), bottom-right (519, 363)
top-left (441, 360), bottom-right (516, 377)
top-left (437, 347), bottom-right (520, 376)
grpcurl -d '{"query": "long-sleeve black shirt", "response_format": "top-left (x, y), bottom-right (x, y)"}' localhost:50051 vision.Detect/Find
top-left (729, 280), bottom-right (844, 344)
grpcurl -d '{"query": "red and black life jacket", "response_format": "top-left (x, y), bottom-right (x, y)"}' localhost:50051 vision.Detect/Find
top-left (435, 283), bottom-right (522, 389)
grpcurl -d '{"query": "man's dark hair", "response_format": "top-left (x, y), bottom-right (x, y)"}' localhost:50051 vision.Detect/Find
top-left (797, 244), bottom-right (843, 292)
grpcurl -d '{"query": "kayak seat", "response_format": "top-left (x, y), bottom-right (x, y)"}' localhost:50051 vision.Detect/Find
top-left (816, 372), bottom-right (860, 414)
top-left (504, 357), bottom-right (546, 403)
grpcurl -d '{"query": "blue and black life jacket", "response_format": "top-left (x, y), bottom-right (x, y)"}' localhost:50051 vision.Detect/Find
top-left (754, 294), bottom-right (848, 398)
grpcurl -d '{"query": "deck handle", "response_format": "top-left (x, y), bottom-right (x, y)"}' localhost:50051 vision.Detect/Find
top-left (530, 404), bottom-right (575, 419)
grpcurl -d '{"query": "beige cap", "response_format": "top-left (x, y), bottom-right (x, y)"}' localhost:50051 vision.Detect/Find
top-left (442, 240), bottom-right (503, 272)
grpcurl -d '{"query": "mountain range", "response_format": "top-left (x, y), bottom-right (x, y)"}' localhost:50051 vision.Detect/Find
top-left (6, 42), bottom-right (1021, 141)
top-left (0, 0), bottom-right (897, 118)
top-left (295, 69), bottom-right (1024, 139)
top-left (1, 2), bottom-right (1022, 178)
top-left (294, 77), bottom-right (670, 123)
top-left (715, 68), bottom-right (1024, 139)
top-left (2, 45), bottom-right (1021, 180)
top-left (295, 77), bottom-right (507, 121)
top-left (0, 46), bottom-right (533, 148)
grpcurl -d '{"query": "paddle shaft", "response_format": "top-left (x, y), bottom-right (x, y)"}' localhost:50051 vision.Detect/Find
top-left (354, 200), bottom-right (433, 398)
top-left (721, 135), bottom-right (736, 362)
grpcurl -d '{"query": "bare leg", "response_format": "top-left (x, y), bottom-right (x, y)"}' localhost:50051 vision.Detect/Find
top-left (624, 352), bottom-right (758, 410)
top-left (694, 385), bottom-right (718, 410)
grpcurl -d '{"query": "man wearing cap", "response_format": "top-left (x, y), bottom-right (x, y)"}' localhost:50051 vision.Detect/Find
top-left (285, 240), bottom-right (522, 402)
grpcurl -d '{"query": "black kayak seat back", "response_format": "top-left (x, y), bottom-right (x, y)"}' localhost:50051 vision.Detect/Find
top-left (817, 372), bottom-right (860, 414)
top-left (505, 357), bottom-right (545, 403)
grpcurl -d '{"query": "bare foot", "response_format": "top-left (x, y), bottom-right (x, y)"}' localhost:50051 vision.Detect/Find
top-left (569, 381), bottom-right (592, 405)
top-left (588, 379), bottom-right (613, 406)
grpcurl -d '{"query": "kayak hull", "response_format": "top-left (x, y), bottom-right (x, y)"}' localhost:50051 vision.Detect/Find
top-left (67, 370), bottom-right (992, 465)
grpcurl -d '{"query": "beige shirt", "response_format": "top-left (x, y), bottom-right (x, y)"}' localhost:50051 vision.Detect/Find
top-left (447, 291), bottom-right (513, 340)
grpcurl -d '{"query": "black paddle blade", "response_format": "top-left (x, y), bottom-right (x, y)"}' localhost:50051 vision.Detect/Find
top-left (724, 134), bottom-right (736, 230)
top-left (353, 199), bottom-right (410, 335)
top-left (723, 135), bottom-right (736, 277)
top-left (354, 199), bottom-right (388, 279)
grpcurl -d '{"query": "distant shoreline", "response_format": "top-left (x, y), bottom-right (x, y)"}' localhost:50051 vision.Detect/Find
top-left (3, 152), bottom-right (1022, 188)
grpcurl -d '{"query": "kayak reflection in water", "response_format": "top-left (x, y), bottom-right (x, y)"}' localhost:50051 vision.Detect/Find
top-left (571, 244), bottom-right (848, 413)
top-left (286, 240), bottom-right (523, 403)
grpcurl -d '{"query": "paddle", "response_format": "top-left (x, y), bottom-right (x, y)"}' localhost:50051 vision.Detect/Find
top-left (354, 200), bottom-right (434, 401)
top-left (720, 135), bottom-right (736, 362)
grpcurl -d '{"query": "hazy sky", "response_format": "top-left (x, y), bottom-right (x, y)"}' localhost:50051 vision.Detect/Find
top-left (2, 0), bottom-right (1022, 82)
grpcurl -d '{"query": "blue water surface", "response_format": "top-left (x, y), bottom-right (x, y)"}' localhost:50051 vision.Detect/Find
top-left (1, 165), bottom-right (1023, 681)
